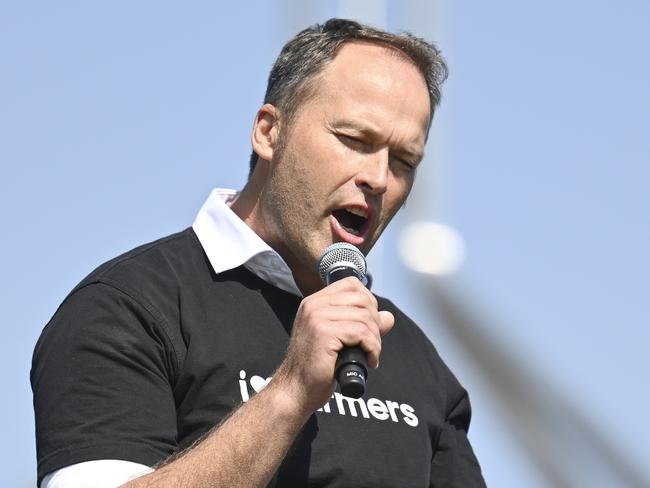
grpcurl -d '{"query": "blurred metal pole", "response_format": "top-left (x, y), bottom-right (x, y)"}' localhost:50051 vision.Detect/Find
top-left (421, 276), bottom-right (650, 488)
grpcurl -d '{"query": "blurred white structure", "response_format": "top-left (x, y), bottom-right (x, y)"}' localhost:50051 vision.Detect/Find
top-left (399, 221), bottom-right (465, 275)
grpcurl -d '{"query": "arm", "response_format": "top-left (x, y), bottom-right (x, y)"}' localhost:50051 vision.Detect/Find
top-left (429, 391), bottom-right (486, 488)
top-left (121, 377), bottom-right (306, 487)
top-left (117, 277), bottom-right (394, 488)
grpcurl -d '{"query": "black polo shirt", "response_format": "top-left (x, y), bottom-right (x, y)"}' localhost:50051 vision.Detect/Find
top-left (31, 228), bottom-right (485, 487)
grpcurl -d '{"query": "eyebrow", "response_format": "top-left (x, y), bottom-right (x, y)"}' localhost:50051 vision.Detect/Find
top-left (332, 120), bottom-right (424, 162)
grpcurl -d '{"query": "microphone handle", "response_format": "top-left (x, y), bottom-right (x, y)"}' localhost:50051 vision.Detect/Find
top-left (328, 267), bottom-right (368, 399)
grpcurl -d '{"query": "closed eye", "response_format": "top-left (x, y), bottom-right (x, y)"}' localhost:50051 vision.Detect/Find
top-left (337, 131), bottom-right (420, 171)
top-left (337, 134), bottom-right (372, 152)
top-left (392, 156), bottom-right (417, 172)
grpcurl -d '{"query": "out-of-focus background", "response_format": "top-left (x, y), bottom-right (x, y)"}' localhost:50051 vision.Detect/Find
top-left (2, 1), bottom-right (648, 486)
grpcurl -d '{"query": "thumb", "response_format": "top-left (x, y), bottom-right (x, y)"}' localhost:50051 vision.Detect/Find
top-left (378, 310), bottom-right (395, 337)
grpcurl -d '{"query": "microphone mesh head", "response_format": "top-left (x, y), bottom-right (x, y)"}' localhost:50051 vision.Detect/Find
top-left (318, 243), bottom-right (367, 284)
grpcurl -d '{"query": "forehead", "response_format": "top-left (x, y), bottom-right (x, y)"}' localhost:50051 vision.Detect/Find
top-left (309, 42), bottom-right (431, 140)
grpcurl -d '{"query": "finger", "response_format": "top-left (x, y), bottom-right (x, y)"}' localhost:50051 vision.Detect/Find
top-left (322, 276), bottom-right (366, 292)
top-left (325, 292), bottom-right (378, 311)
top-left (315, 306), bottom-right (383, 342)
top-left (319, 277), bottom-right (379, 308)
top-left (303, 290), bottom-right (378, 318)
top-left (378, 310), bottom-right (395, 337)
top-left (299, 288), bottom-right (374, 316)
top-left (329, 322), bottom-right (382, 368)
top-left (334, 311), bottom-right (393, 368)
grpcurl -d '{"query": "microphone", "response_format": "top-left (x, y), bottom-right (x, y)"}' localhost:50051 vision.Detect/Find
top-left (318, 242), bottom-right (369, 399)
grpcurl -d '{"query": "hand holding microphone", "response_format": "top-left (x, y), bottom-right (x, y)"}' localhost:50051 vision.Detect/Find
top-left (273, 243), bottom-right (393, 414)
top-left (318, 243), bottom-right (374, 398)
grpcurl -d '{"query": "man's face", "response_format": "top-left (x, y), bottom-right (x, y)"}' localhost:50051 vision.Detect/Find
top-left (259, 42), bottom-right (431, 292)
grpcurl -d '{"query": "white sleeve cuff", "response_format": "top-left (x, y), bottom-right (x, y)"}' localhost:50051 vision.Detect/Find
top-left (41, 459), bottom-right (154, 488)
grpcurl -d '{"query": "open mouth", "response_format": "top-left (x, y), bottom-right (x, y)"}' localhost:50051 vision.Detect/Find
top-left (332, 208), bottom-right (369, 237)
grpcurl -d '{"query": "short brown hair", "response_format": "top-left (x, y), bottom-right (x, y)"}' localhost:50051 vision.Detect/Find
top-left (249, 18), bottom-right (448, 176)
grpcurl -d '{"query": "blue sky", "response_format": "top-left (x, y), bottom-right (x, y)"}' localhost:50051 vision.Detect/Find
top-left (2, 1), bottom-right (649, 486)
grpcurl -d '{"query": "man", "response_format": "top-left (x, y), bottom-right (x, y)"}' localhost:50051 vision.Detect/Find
top-left (32, 19), bottom-right (485, 487)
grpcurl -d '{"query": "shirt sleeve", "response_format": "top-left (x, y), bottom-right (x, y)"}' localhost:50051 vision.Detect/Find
top-left (41, 460), bottom-right (153, 488)
top-left (31, 282), bottom-right (181, 486)
top-left (429, 390), bottom-right (486, 487)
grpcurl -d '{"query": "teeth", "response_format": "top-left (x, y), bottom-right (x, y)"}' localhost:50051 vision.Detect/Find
top-left (347, 207), bottom-right (368, 218)
top-left (343, 226), bottom-right (360, 236)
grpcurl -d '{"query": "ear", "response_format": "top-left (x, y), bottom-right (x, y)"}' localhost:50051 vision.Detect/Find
top-left (251, 104), bottom-right (281, 163)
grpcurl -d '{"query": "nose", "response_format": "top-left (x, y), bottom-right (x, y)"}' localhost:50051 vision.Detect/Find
top-left (355, 148), bottom-right (389, 195)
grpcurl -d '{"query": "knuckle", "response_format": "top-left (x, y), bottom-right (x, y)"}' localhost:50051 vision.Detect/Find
top-left (353, 323), bottom-right (370, 344)
top-left (358, 287), bottom-right (376, 306)
top-left (302, 298), bottom-right (318, 314)
top-left (313, 322), bottom-right (327, 337)
top-left (352, 321), bottom-right (367, 337)
top-left (367, 330), bottom-right (381, 348)
top-left (298, 297), bottom-right (311, 311)
top-left (341, 276), bottom-right (359, 289)
top-left (363, 327), bottom-right (379, 346)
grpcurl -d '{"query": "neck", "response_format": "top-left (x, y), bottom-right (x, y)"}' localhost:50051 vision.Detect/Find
top-left (231, 165), bottom-right (322, 297)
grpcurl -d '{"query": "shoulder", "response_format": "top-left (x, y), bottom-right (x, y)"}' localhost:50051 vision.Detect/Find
top-left (58, 229), bottom-right (209, 320)
top-left (77, 228), bottom-right (204, 292)
top-left (36, 229), bottom-right (207, 369)
top-left (34, 230), bottom-right (205, 372)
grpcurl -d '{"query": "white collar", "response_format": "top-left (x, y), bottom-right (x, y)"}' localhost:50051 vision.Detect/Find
top-left (192, 188), bottom-right (302, 297)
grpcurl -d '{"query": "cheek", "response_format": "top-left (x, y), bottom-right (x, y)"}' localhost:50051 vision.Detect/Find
top-left (388, 176), bottom-right (413, 208)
